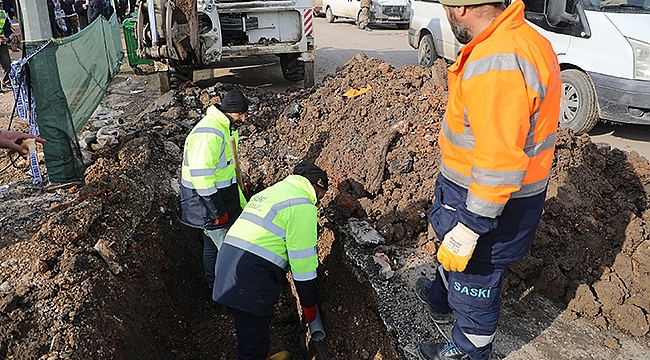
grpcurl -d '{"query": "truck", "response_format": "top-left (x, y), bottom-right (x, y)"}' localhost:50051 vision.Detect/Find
top-left (408, 0), bottom-right (650, 134)
top-left (134, 0), bottom-right (316, 91)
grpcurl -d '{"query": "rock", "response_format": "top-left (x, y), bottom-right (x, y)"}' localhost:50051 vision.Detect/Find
top-left (283, 102), bottom-right (301, 118)
top-left (612, 304), bottom-right (649, 336)
top-left (0, 292), bottom-right (19, 313)
top-left (368, 255), bottom-right (394, 281)
top-left (347, 219), bottom-right (385, 246)
top-left (161, 107), bottom-right (182, 119)
top-left (603, 336), bottom-right (621, 350)
top-left (94, 239), bottom-right (124, 275)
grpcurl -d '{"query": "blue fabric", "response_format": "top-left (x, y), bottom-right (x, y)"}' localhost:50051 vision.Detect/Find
top-left (439, 263), bottom-right (508, 360)
top-left (231, 307), bottom-right (272, 360)
top-left (429, 173), bottom-right (545, 264)
top-left (428, 172), bottom-right (547, 359)
top-left (213, 243), bottom-right (287, 316)
top-left (9, 40), bottom-right (50, 185)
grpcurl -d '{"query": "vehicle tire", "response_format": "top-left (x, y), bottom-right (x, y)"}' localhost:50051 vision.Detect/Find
top-left (326, 7), bottom-right (335, 23)
top-left (169, 66), bottom-right (193, 89)
top-left (280, 54), bottom-right (305, 82)
top-left (559, 69), bottom-right (599, 135)
top-left (418, 33), bottom-right (436, 68)
top-left (397, 23), bottom-right (409, 30)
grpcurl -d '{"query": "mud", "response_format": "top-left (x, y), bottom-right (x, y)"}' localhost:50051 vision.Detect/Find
top-left (0, 53), bottom-right (649, 359)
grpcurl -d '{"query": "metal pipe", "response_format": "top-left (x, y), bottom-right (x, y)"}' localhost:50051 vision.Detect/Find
top-left (308, 305), bottom-right (326, 341)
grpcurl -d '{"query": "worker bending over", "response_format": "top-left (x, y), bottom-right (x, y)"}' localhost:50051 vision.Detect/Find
top-left (213, 161), bottom-right (328, 360)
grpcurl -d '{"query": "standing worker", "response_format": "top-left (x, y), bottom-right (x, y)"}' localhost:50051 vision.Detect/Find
top-left (213, 161), bottom-right (329, 360)
top-left (414, 0), bottom-right (561, 359)
top-left (359, 0), bottom-right (371, 30)
top-left (178, 88), bottom-right (249, 289)
top-left (0, 0), bottom-right (12, 91)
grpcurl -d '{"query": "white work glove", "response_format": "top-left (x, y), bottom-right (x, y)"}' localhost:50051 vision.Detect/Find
top-left (437, 222), bottom-right (479, 272)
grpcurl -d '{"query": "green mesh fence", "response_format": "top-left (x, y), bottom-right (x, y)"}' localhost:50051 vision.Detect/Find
top-left (25, 13), bottom-right (123, 184)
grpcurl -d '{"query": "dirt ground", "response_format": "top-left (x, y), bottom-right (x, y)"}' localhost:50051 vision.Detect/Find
top-left (1, 51), bottom-right (650, 360)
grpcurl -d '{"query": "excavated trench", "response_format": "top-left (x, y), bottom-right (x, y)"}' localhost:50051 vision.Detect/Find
top-left (2, 54), bottom-right (650, 359)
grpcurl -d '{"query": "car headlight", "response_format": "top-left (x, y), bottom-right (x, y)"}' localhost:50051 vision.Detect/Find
top-left (628, 38), bottom-right (650, 81)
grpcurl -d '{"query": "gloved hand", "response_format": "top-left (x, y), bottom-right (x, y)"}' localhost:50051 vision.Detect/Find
top-left (215, 212), bottom-right (229, 226)
top-left (302, 304), bottom-right (317, 323)
top-left (437, 222), bottom-right (479, 272)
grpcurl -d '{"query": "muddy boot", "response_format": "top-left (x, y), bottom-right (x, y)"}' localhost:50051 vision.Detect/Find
top-left (268, 350), bottom-right (291, 360)
top-left (415, 277), bottom-right (453, 324)
top-left (418, 341), bottom-right (468, 360)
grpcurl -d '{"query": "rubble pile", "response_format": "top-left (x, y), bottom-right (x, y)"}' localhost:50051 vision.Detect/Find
top-left (1, 54), bottom-right (650, 359)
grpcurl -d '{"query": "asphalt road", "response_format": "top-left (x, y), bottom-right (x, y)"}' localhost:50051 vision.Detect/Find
top-left (194, 16), bottom-right (650, 160)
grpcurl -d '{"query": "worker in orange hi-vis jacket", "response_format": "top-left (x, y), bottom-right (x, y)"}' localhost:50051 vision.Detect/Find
top-left (413, 0), bottom-right (561, 359)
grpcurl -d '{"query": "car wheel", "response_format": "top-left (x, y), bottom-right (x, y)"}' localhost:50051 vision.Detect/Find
top-left (559, 69), bottom-right (599, 135)
top-left (418, 34), bottom-right (436, 67)
top-left (326, 7), bottom-right (335, 23)
top-left (397, 23), bottom-right (409, 30)
top-left (356, 11), bottom-right (364, 29)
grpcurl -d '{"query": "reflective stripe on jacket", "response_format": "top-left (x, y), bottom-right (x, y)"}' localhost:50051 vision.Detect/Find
top-left (225, 175), bottom-right (319, 282)
top-left (439, 0), bottom-right (561, 222)
top-left (178, 106), bottom-right (246, 229)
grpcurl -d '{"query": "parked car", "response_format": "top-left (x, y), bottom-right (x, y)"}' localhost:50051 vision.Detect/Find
top-left (407, 0), bottom-right (650, 134)
top-left (324, 0), bottom-right (411, 29)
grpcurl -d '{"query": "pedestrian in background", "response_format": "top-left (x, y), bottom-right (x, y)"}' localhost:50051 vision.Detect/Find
top-left (414, 0), bottom-right (561, 359)
top-left (178, 88), bottom-right (249, 289)
top-left (61, 0), bottom-right (78, 35)
top-left (359, 0), bottom-right (372, 30)
top-left (0, 0), bottom-right (13, 91)
top-left (213, 161), bottom-right (328, 360)
top-left (74, 0), bottom-right (88, 29)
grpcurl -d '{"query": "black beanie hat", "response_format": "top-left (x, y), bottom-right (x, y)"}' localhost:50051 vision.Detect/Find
top-left (293, 161), bottom-right (329, 191)
top-left (220, 88), bottom-right (249, 113)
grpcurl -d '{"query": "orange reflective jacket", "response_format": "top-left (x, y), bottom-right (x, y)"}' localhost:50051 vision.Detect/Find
top-left (439, 0), bottom-right (561, 219)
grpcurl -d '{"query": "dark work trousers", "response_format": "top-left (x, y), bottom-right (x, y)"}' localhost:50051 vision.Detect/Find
top-left (231, 308), bottom-right (272, 360)
top-left (430, 262), bottom-right (508, 360)
top-left (0, 44), bottom-right (11, 85)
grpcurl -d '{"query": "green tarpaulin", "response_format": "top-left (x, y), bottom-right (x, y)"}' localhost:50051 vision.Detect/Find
top-left (25, 13), bottom-right (123, 184)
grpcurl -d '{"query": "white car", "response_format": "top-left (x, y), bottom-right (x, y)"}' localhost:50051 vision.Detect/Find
top-left (324, 0), bottom-right (411, 29)
top-left (407, 0), bottom-right (650, 134)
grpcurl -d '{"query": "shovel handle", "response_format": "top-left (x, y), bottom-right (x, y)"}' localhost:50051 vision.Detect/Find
top-left (229, 136), bottom-right (244, 192)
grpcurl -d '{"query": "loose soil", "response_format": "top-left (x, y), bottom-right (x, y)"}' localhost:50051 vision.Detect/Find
top-left (1, 52), bottom-right (650, 360)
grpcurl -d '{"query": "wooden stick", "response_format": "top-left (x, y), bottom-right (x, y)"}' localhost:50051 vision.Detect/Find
top-left (229, 136), bottom-right (244, 192)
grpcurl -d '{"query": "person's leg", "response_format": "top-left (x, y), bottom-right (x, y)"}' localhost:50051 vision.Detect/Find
top-left (0, 45), bottom-right (11, 86)
top-left (203, 227), bottom-right (229, 286)
top-left (204, 227), bottom-right (229, 251)
top-left (232, 308), bottom-right (272, 360)
top-left (428, 264), bottom-right (453, 314)
top-left (447, 262), bottom-right (508, 360)
top-left (202, 231), bottom-right (218, 285)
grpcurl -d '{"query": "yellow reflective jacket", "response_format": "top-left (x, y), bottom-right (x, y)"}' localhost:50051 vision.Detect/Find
top-left (224, 175), bottom-right (319, 281)
top-left (439, 0), bottom-right (561, 219)
top-left (179, 106), bottom-right (246, 229)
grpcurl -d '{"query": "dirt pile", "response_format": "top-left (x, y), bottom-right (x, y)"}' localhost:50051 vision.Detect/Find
top-left (1, 54), bottom-right (650, 359)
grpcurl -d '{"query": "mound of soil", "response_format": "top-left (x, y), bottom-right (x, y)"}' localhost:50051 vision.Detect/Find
top-left (1, 53), bottom-right (650, 359)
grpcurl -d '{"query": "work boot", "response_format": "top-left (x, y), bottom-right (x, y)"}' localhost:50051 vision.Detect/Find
top-left (418, 341), bottom-right (468, 360)
top-left (268, 350), bottom-right (291, 360)
top-left (415, 277), bottom-right (453, 324)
